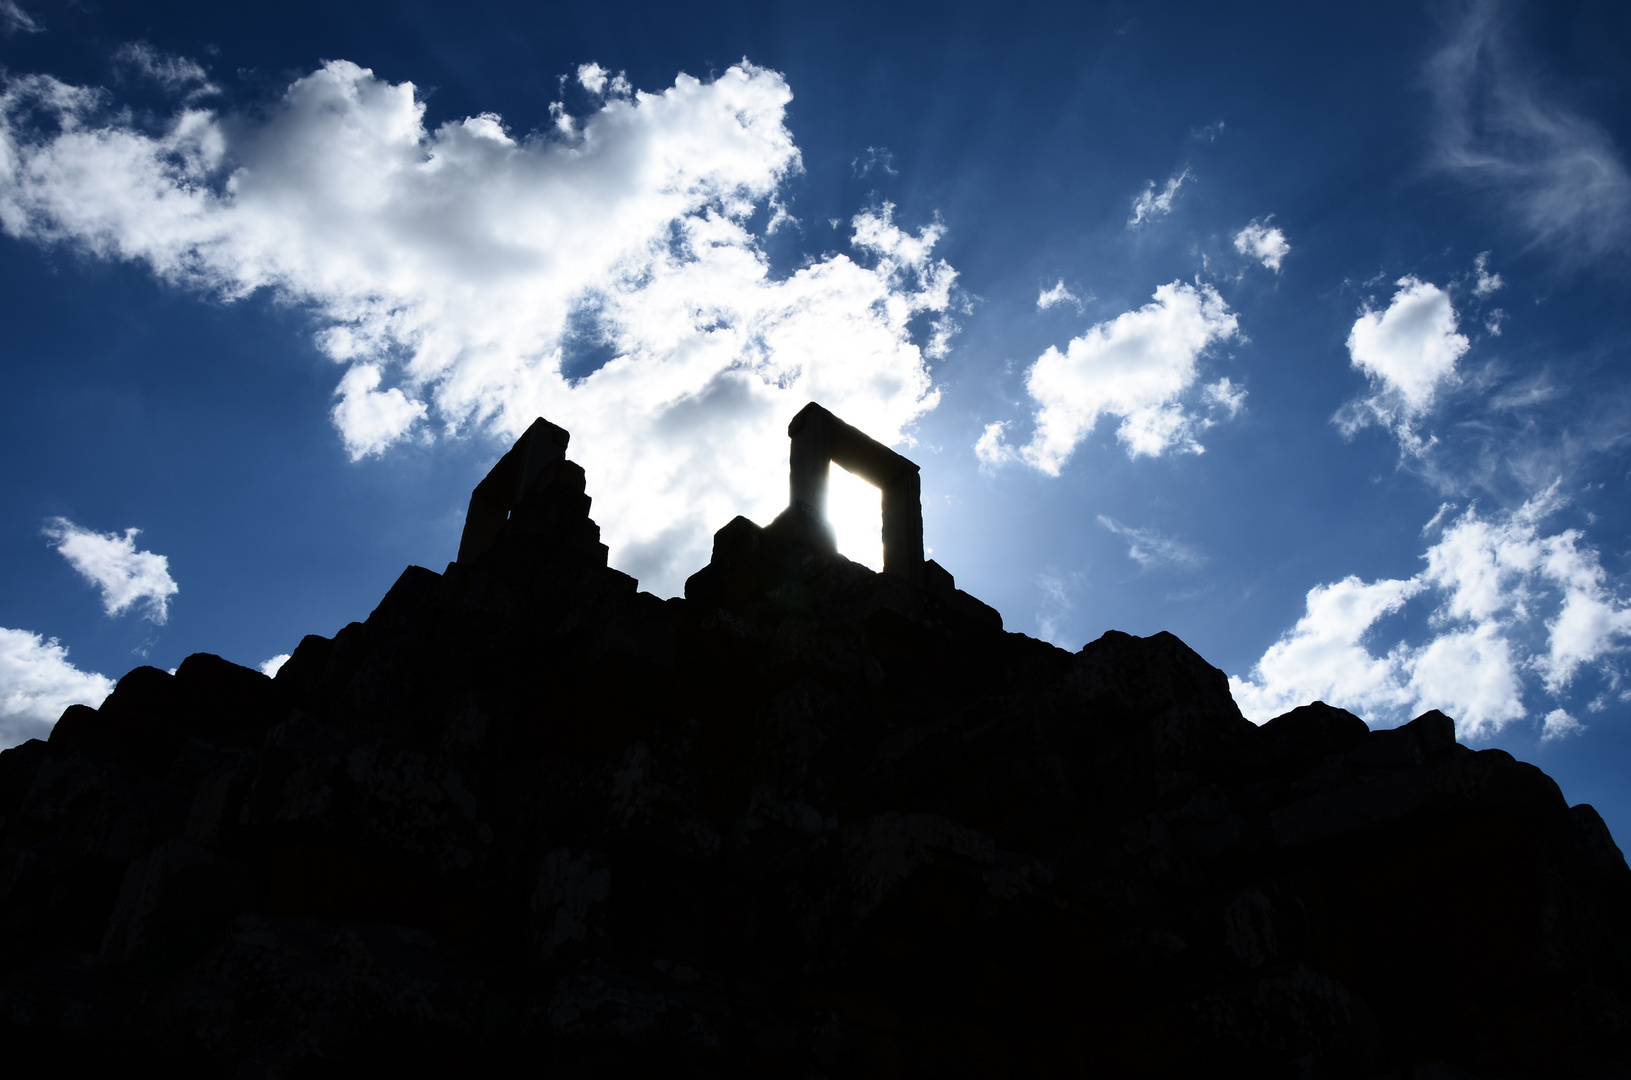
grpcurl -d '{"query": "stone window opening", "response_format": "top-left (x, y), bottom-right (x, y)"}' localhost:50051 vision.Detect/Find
top-left (767, 402), bottom-right (925, 585)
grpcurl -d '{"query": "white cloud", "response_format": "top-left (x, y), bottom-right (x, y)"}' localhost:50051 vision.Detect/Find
top-left (1472, 251), bottom-right (1502, 297)
top-left (575, 63), bottom-right (630, 98)
top-left (1229, 575), bottom-right (1424, 725)
top-left (1336, 277), bottom-right (1469, 453)
top-left (0, 1), bottom-right (40, 35)
top-left (1540, 708), bottom-right (1583, 741)
top-left (43, 517), bottom-right (179, 623)
top-left (259, 653), bottom-right (291, 678)
top-left (0, 627), bottom-right (113, 746)
top-left (1429, 2), bottom-right (1631, 259)
top-left (1129, 169), bottom-right (1189, 225)
top-left (1097, 515), bottom-right (1203, 570)
top-left (1203, 376), bottom-right (1247, 418)
top-left (1232, 218), bottom-right (1289, 271)
top-left (577, 63), bottom-right (609, 94)
top-left (1036, 280), bottom-right (1081, 312)
top-left (0, 60), bottom-right (960, 596)
top-left (976, 281), bottom-right (1240, 474)
top-left (1230, 488), bottom-right (1631, 740)
top-left (331, 363), bottom-right (430, 458)
top-left (114, 42), bottom-right (216, 97)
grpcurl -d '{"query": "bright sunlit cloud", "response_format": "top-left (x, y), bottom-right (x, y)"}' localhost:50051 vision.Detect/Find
top-left (0, 60), bottom-right (958, 596)
top-left (1335, 276), bottom-right (1469, 454)
top-left (1230, 487), bottom-right (1631, 739)
top-left (43, 517), bottom-right (178, 623)
top-left (1233, 218), bottom-right (1290, 271)
top-left (976, 281), bottom-right (1241, 474)
top-left (0, 626), bottom-right (112, 744)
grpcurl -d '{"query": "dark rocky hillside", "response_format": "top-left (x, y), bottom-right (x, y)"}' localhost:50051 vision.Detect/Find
top-left (2, 429), bottom-right (1629, 1077)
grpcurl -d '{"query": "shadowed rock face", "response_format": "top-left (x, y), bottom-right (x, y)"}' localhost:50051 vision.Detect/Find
top-left (2, 451), bottom-right (1630, 1078)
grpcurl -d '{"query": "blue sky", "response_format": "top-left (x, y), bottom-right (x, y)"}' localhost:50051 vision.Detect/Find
top-left (3, 1), bottom-right (1631, 834)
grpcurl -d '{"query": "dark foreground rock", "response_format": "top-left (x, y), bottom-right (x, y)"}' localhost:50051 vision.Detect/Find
top-left (2, 451), bottom-right (1629, 1078)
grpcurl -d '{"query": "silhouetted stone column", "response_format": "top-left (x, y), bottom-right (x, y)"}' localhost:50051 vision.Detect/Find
top-left (781, 403), bottom-right (924, 585)
top-left (456, 417), bottom-right (571, 565)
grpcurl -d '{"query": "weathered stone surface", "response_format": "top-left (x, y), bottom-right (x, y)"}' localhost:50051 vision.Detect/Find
top-left (1, 438), bottom-right (1628, 1077)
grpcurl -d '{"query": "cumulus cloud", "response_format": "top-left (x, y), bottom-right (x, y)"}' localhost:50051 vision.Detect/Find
top-left (1230, 488), bottom-right (1631, 740)
top-left (0, 60), bottom-right (960, 596)
top-left (1428, 1), bottom-right (1631, 259)
top-left (259, 653), bottom-right (291, 678)
top-left (1036, 280), bottom-right (1081, 312)
top-left (0, 1), bottom-right (40, 35)
top-left (976, 281), bottom-right (1240, 474)
top-left (43, 518), bottom-right (179, 622)
top-left (1335, 277), bottom-right (1469, 453)
top-left (575, 63), bottom-right (630, 98)
top-left (1233, 218), bottom-right (1289, 271)
top-left (1129, 169), bottom-right (1189, 225)
top-left (0, 627), bottom-right (113, 745)
top-left (1097, 515), bottom-right (1203, 570)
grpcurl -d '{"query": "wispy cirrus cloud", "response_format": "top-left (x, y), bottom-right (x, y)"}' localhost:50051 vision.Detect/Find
top-left (113, 42), bottom-right (216, 97)
top-left (852, 146), bottom-right (897, 178)
top-left (1128, 169), bottom-right (1190, 226)
top-left (1230, 486), bottom-right (1631, 740)
top-left (1472, 251), bottom-right (1503, 297)
top-left (43, 518), bottom-right (178, 622)
top-left (0, 59), bottom-right (961, 596)
top-left (1035, 569), bottom-right (1087, 647)
top-left (0, 627), bottom-right (112, 744)
top-left (976, 281), bottom-right (1241, 474)
top-left (1097, 515), bottom-right (1204, 570)
top-left (0, 1), bottom-right (41, 35)
top-left (1428, 0), bottom-right (1631, 260)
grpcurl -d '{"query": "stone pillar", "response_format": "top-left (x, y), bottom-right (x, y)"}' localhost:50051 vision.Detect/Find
top-left (788, 405), bottom-right (834, 522)
top-left (880, 467), bottom-right (924, 581)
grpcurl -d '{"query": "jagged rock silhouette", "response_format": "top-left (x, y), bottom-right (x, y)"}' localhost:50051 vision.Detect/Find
top-left (2, 412), bottom-right (1629, 1078)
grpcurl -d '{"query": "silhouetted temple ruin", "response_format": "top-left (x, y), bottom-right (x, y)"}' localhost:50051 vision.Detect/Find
top-left (457, 403), bottom-right (928, 583)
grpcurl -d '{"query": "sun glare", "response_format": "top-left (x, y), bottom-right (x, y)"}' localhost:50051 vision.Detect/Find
top-left (828, 464), bottom-right (883, 571)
